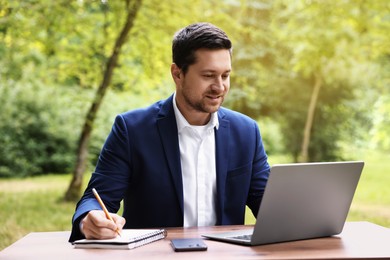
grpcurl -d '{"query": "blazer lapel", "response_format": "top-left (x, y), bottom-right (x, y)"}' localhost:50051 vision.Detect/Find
top-left (215, 110), bottom-right (230, 224)
top-left (156, 95), bottom-right (184, 214)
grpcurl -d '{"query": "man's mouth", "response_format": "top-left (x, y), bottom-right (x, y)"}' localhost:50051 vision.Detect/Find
top-left (206, 94), bottom-right (222, 100)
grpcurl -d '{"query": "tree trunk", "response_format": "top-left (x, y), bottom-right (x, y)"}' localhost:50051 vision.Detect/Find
top-left (64, 0), bottom-right (143, 201)
top-left (298, 73), bottom-right (322, 163)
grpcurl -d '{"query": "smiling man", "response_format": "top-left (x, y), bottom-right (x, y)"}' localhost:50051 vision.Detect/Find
top-left (172, 48), bottom-right (231, 125)
top-left (69, 22), bottom-right (270, 242)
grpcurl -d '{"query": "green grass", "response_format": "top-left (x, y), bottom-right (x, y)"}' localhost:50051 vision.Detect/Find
top-left (1, 151), bottom-right (389, 251)
top-left (0, 174), bottom-right (75, 250)
top-left (346, 150), bottom-right (390, 226)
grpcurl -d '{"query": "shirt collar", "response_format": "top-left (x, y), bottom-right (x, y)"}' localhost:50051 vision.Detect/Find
top-left (173, 92), bottom-right (219, 134)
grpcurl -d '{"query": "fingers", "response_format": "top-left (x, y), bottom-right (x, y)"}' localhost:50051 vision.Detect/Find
top-left (81, 210), bottom-right (125, 239)
top-left (111, 213), bottom-right (126, 231)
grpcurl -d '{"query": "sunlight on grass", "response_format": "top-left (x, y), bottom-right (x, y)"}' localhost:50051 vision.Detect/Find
top-left (0, 174), bottom-right (91, 250)
top-left (347, 150), bottom-right (390, 226)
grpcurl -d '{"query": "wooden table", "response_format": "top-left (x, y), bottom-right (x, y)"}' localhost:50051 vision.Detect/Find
top-left (1, 222), bottom-right (389, 259)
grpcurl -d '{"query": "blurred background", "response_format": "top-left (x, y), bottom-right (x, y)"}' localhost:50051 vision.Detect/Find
top-left (0, 0), bottom-right (389, 250)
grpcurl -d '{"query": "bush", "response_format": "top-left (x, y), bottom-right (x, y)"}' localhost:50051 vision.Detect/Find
top-left (0, 81), bottom-right (85, 177)
top-left (0, 76), bottom-right (151, 178)
top-left (258, 118), bottom-right (284, 156)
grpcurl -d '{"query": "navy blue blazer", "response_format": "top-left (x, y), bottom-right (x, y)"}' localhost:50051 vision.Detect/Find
top-left (69, 95), bottom-right (270, 242)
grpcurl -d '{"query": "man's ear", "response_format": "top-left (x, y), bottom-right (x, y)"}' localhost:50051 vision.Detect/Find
top-left (171, 63), bottom-right (182, 80)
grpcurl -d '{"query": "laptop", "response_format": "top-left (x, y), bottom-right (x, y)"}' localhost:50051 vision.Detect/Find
top-left (202, 161), bottom-right (364, 246)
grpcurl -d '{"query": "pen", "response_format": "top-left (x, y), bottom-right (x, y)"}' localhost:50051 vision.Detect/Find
top-left (92, 188), bottom-right (122, 237)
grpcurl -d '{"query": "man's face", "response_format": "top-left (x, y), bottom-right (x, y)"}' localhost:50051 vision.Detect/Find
top-left (173, 48), bottom-right (231, 125)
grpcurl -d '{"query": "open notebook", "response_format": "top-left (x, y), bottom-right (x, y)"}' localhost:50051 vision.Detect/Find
top-left (72, 229), bottom-right (167, 249)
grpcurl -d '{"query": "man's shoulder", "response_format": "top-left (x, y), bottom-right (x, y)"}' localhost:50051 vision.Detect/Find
top-left (119, 95), bottom-right (173, 120)
top-left (219, 107), bottom-right (256, 124)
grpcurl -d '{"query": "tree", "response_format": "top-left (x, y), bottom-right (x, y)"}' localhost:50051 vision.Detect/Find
top-left (64, 0), bottom-right (143, 201)
top-left (220, 0), bottom-right (389, 162)
top-left (1, 0), bottom-right (388, 180)
top-left (268, 0), bottom-right (389, 162)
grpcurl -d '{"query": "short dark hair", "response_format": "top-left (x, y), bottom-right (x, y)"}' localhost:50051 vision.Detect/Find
top-left (172, 22), bottom-right (232, 74)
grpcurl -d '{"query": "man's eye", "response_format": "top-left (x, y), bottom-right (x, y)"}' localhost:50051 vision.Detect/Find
top-left (204, 74), bottom-right (214, 78)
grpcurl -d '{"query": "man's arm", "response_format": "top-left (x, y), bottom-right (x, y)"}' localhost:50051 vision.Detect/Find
top-left (69, 115), bottom-right (131, 242)
top-left (247, 121), bottom-right (270, 217)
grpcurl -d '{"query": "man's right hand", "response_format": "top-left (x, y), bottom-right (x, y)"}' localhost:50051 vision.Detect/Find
top-left (81, 210), bottom-right (126, 239)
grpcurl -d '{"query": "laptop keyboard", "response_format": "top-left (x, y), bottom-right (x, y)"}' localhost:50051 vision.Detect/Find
top-left (231, 234), bottom-right (252, 241)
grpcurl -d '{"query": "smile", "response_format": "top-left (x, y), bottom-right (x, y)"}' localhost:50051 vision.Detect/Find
top-left (206, 95), bottom-right (222, 100)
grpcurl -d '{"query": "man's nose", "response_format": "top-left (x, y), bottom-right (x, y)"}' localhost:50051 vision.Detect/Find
top-left (212, 76), bottom-right (224, 90)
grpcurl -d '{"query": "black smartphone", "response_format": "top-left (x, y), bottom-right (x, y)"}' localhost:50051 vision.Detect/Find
top-left (171, 238), bottom-right (208, 252)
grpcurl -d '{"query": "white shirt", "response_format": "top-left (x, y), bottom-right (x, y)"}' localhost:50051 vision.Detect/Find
top-left (173, 93), bottom-right (218, 227)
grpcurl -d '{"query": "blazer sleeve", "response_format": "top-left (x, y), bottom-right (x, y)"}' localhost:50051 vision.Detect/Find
top-left (246, 121), bottom-right (270, 216)
top-left (69, 115), bottom-right (131, 242)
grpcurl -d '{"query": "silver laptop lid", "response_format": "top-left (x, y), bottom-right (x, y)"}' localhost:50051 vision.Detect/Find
top-left (251, 161), bottom-right (364, 245)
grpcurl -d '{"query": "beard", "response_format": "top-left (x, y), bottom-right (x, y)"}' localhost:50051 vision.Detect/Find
top-left (182, 89), bottom-right (225, 114)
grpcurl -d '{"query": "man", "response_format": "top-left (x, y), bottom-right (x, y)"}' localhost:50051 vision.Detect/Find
top-left (69, 22), bottom-right (270, 242)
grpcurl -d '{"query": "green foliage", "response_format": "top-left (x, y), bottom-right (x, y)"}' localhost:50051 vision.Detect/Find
top-left (0, 76), bottom-right (152, 178)
top-left (0, 0), bottom-right (389, 175)
top-left (224, 0), bottom-right (390, 162)
top-left (369, 96), bottom-right (390, 151)
top-left (0, 81), bottom-right (84, 177)
top-left (368, 56), bottom-right (390, 151)
top-left (258, 118), bottom-right (284, 156)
